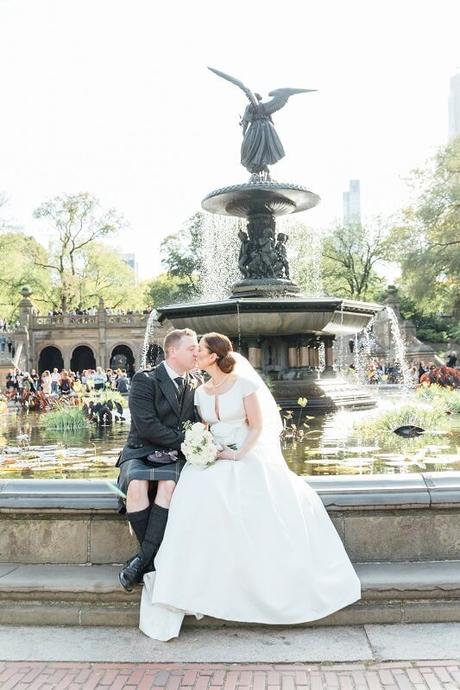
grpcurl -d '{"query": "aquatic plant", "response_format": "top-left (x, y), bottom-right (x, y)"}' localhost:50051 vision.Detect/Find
top-left (41, 405), bottom-right (89, 431)
top-left (354, 401), bottom-right (448, 440)
top-left (416, 384), bottom-right (460, 415)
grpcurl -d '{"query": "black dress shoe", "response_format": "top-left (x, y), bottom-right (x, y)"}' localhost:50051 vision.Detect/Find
top-left (118, 554), bottom-right (146, 592)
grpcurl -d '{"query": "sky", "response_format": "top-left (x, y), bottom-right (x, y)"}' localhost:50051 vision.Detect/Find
top-left (1, 0), bottom-right (459, 280)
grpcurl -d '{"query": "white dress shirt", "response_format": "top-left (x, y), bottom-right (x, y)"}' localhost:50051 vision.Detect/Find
top-left (163, 361), bottom-right (186, 389)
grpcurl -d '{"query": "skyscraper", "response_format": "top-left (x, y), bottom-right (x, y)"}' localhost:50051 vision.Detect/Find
top-left (122, 253), bottom-right (139, 281)
top-left (448, 72), bottom-right (460, 142)
top-left (343, 179), bottom-right (361, 225)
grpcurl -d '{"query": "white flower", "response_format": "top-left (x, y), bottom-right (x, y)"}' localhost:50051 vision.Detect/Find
top-left (181, 422), bottom-right (218, 468)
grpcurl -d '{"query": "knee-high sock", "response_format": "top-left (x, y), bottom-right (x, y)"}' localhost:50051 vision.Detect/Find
top-left (141, 503), bottom-right (169, 564)
top-left (126, 506), bottom-right (151, 546)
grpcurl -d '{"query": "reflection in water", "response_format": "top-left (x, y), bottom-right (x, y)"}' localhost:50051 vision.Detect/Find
top-left (1, 390), bottom-right (459, 479)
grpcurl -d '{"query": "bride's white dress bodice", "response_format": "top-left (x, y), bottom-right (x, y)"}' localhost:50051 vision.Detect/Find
top-left (194, 377), bottom-right (257, 449)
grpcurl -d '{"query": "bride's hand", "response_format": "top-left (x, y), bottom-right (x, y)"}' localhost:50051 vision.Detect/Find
top-left (216, 445), bottom-right (240, 461)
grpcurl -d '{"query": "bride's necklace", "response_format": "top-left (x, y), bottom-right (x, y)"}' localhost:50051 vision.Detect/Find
top-left (210, 374), bottom-right (229, 389)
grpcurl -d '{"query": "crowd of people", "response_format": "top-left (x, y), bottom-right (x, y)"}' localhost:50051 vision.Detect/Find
top-left (2, 366), bottom-right (131, 406)
top-left (352, 355), bottom-right (458, 386)
top-left (47, 307), bottom-right (151, 317)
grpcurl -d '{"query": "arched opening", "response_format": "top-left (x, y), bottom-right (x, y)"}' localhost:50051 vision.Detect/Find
top-left (71, 345), bottom-right (96, 374)
top-left (110, 344), bottom-right (135, 377)
top-left (145, 343), bottom-right (164, 368)
top-left (38, 346), bottom-right (64, 374)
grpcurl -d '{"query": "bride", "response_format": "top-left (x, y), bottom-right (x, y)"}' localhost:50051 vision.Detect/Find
top-left (139, 332), bottom-right (361, 641)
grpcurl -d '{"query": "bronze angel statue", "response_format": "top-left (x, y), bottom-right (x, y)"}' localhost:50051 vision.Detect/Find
top-left (208, 67), bottom-right (316, 178)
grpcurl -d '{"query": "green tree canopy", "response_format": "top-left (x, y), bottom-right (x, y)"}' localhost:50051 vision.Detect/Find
top-left (0, 232), bottom-right (51, 319)
top-left (160, 212), bottom-right (204, 296)
top-left (387, 139), bottom-right (460, 317)
top-left (74, 242), bottom-right (146, 312)
top-left (145, 272), bottom-right (193, 307)
top-left (290, 220), bottom-right (388, 300)
top-left (32, 192), bottom-right (125, 312)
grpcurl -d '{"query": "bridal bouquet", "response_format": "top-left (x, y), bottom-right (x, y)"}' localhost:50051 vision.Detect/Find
top-left (181, 422), bottom-right (218, 468)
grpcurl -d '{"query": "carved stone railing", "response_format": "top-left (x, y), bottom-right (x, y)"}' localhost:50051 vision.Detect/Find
top-left (106, 314), bottom-right (149, 326)
top-left (32, 313), bottom-right (149, 329)
top-left (33, 315), bottom-right (97, 327)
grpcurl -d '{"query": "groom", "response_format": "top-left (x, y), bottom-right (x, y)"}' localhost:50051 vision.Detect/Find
top-left (116, 328), bottom-right (200, 591)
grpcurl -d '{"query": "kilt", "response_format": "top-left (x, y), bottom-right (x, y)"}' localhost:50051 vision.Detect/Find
top-left (117, 456), bottom-right (186, 512)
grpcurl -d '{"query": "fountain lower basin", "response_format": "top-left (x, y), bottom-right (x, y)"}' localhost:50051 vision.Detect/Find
top-left (158, 296), bottom-right (381, 338)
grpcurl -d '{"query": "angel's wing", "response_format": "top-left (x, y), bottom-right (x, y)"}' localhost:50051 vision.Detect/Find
top-left (264, 87), bottom-right (317, 115)
top-left (208, 67), bottom-right (258, 108)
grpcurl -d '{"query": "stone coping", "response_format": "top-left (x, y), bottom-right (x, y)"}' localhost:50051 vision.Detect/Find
top-left (0, 472), bottom-right (459, 511)
top-left (1, 561), bottom-right (459, 598)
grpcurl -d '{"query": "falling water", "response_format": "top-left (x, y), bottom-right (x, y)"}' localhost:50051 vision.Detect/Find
top-left (140, 309), bottom-right (164, 369)
top-left (200, 214), bottom-right (241, 301)
top-left (335, 304), bottom-right (346, 372)
top-left (318, 341), bottom-right (326, 371)
top-left (384, 306), bottom-right (413, 388)
top-left (352, 317), bottom-right (376, 384)
top-left (236, 300), bottom-right (242, 352)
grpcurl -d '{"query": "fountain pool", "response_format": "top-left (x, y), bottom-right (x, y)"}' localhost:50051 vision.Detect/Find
top-left (1, 389), bottom-right (458, 480)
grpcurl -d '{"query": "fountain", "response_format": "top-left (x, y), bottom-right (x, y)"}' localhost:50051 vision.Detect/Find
top-left (1, 69), bottom-right (460, 631)
top-left (155, 67), bottom-right (382, 410)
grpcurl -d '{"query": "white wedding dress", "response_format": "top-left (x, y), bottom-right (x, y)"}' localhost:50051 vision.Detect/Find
top-left (139, 372), bottom-right (361, 641)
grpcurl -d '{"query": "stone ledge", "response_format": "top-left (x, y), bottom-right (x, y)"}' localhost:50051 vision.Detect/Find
top-left (1, 473), bottom-right (460, 511)
top-left (0, 561), bottom-right (459, 600)
top-left (0, 561), bottom-right (460, 627)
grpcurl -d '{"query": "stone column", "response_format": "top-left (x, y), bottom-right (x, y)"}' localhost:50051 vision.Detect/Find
top-left (299, 336), bottom-right (310, 368)
top-left (309, 338), bottom-right (320, 368)
top-left (247, 339), bottom-right (262, 369)
top-left (97, 297), bottom-right (107, 368)
top-left (287, 337), bottom-right (300, 368)
top-left (323, 336), bottom-right (335, 373)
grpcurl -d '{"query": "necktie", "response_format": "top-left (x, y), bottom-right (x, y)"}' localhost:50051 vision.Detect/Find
top-left (174, 376), bottom-right (185, 400)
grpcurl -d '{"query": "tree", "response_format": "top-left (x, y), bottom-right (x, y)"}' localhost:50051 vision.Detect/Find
top-left (160, 212), bottom-right (204, 296)
top-left (291, 220), bottom-right (388, 300)
top-left (387, 139), bottom-right (460, 317)
top-left (32, 193), bottom-right (125, 312)
top-left (322, 221), bottom-right (389, 299)
top-left (0, 232), bottom-right (52, 319)
top-left (75, 242), bottom-right (147, 311)
top-left (145, 273), bottom-right (193, 307)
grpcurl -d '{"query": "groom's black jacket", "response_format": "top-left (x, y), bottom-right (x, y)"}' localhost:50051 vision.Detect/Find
top-left (116, 362), bottom-right (201, 467)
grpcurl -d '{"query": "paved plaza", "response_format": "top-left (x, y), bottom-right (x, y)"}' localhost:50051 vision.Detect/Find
top-left (0, 623), bottom-right (459, 688)
top-left (1, 660), bottom-right (460, 690)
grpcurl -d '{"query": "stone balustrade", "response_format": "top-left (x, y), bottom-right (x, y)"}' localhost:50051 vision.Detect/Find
top-left (32, 313), bottom-right (149, 329)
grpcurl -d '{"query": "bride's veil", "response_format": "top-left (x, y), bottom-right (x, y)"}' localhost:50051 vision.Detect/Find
top-left (233, 352), bottom-right (286, 464)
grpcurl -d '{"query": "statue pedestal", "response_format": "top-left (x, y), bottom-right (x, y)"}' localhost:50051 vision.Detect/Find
top-left (232, 278), bottom-right (300, 298)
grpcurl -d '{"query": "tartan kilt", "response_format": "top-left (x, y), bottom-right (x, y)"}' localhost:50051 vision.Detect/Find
top-left (118, 456), bottom-right (186, 498)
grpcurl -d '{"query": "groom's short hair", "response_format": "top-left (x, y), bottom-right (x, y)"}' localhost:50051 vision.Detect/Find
top-left (164, 328), bottom-right (197, 355)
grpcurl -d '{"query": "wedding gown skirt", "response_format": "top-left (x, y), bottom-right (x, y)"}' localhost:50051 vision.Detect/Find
top-left (140, 430), bottom-right (361, 640)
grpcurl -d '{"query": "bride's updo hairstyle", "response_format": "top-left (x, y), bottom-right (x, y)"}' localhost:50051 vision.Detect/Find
top-left (203, 332), bottom-right (236, 374)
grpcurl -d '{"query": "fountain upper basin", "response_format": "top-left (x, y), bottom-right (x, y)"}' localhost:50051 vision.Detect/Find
top-left (157, 296), bottom-right (382, 337)
top-left (202, 181), bottom-right (320, 217)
